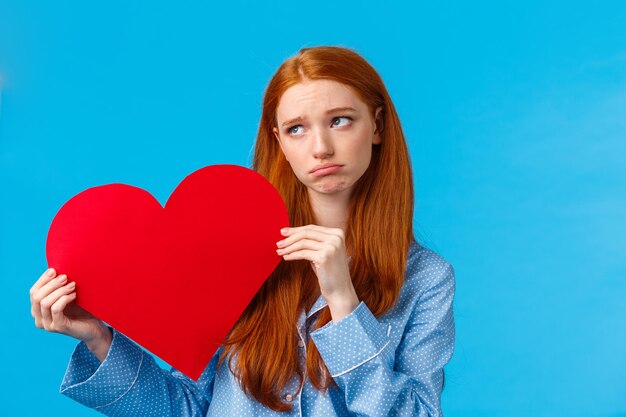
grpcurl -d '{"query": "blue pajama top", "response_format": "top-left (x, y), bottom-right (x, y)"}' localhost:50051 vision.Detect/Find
top-left (59, 242), bottom-right (456, 416)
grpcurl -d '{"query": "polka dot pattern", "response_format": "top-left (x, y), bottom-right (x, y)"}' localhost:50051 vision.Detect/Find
top-left (59, 242), bottom-right (455, 416)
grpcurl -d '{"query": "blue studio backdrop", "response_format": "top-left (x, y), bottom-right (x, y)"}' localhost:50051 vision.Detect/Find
top-left (1, 1), bottom-right (625, 416)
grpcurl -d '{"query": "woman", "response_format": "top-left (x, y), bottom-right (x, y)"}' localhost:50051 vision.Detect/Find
top-left (30, 45), bottom-right (455, 416)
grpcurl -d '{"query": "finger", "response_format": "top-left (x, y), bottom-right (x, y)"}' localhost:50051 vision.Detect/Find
top-left (277, 238), bottom-right (325, 256)
top-left (282, 249), bottom-right (319, 262)
top-left (50, 292), bottom-right (77, 332)
top-left (40, 281), bottom-right (76, 331)
top-left (35, 274), bottom-right (68, 303)
top-left (32, 305), bottom-right (44, 328)
top-left (32, 274), bottom-right (67, 326)
top-left (282, 225), bottom-right (344, 238)
top-left (278, 228), bottom-right (343, 248)
top-left (30, 268), bottom-right (57, 299)
top-left (32, 274), bottom-right (68, 320)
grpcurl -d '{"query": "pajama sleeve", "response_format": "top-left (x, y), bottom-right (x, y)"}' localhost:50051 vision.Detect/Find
top-left (310, 263), bottom-right (455, 417)
top-left (59, 327), bottom-right (218, 417)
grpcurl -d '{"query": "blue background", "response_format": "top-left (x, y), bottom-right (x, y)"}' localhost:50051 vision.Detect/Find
top-left (1, 1), bottom-right (625, 416)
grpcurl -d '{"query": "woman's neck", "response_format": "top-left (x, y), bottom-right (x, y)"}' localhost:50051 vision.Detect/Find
top-left (307, 188), bottom-right (350, 232)
top-left (306, 188), bottom-right (354, 261)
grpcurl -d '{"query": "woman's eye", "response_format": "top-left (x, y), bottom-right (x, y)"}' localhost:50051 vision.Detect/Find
top-left (332, 116), bottom-right (352, 127)
top-left (288, 125), bottom-right (304, 135)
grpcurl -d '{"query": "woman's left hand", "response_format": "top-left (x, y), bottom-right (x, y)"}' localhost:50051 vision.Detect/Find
top-left (276, 225), bottom-right (359, 321)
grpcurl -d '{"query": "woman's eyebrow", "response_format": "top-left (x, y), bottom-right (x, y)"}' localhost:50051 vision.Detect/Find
top-left (281, 106), bottom-right (358, 127)
top-left (325, 106), bottom-right (357, 114)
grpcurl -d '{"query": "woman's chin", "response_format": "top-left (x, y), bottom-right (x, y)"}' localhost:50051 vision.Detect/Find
top-left (308, 180), bottom-right (352, 196)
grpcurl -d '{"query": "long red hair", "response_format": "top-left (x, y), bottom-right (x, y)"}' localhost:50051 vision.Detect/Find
top-left (218, 45), bottom-right (416, 412)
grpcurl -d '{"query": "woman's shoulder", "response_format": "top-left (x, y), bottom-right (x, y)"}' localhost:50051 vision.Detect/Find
top-left (379, 240), bottom-right (455, 327)
top-left (404, 240), bottom-right (455, 299)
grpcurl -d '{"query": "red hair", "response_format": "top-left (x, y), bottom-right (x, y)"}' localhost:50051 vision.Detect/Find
top-left (218, 45), bottom-right (416, 412)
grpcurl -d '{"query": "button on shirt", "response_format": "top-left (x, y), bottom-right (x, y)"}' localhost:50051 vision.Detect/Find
top-left (59, 242), bottom-right (455, 416)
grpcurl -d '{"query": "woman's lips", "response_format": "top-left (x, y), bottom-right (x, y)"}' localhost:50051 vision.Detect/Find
top-left (311, 165), bottom-right (342, 177)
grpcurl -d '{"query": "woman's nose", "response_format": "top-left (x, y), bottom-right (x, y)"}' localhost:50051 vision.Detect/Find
top-left (311, 128), bottom-right (334, 159)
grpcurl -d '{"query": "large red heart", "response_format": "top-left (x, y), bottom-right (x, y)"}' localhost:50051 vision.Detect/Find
top-left (46, 164), bottom-right (289, 380)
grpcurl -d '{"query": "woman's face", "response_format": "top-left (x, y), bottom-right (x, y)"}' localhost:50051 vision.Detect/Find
top-left (273, 79), bottom-right (382, 199)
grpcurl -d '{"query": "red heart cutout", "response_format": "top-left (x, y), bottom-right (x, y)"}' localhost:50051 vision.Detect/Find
top-left (46, 164), bottom-right (289, 380)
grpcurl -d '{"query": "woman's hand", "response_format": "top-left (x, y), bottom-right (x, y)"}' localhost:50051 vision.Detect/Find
top-left (276, 225), bottom-right (359, 322)
top-left (30, 268), bottom-right (112, 361)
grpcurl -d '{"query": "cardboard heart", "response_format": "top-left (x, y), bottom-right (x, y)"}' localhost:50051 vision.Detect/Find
top-left (46, 164), bottom-right (289, 380)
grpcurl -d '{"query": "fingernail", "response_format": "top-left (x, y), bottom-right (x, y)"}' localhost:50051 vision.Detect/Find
top-left (281, 228), bottom-right (289, 234)
top-left (57, 275), bottom-right (67, 283)
top-left (68, 281), bottom-right (76, 287)
top-left (46, 268), bottom-right (55, 277)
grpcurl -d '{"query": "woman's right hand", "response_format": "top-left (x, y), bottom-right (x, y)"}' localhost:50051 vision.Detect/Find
top-left (30, 268), bottom-right (112, 361)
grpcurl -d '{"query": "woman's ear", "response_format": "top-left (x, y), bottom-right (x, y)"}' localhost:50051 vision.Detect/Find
top-left (273, 127), bottom-right (288, 160)
top-left (373, 106), bottom-right (384, 144)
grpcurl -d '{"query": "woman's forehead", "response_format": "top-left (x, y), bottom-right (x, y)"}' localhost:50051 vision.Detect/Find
top-left (276, 79), bottom-right (367, 119)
